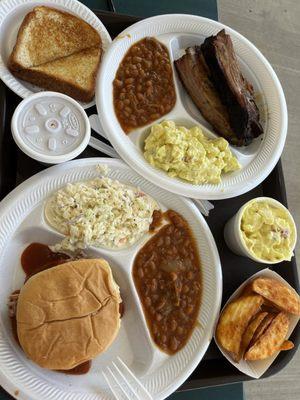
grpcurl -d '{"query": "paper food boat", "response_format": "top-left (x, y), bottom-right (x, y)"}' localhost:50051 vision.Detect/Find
top-left (214, 268), bottom-right (300, 378)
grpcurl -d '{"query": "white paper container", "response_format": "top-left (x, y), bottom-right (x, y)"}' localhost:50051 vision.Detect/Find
top-left (0, 158), bottom-right (222, 400)
top-left (214, 268), bottom-right (300, 378)
top-left (11, 92), bottom-right (91, 164)
top-left (224, 197), bottom-right (297, 264)
top-left (0, 0), bottom-right (112, 109)
top-left (97, 14), bottom-right (287, 200)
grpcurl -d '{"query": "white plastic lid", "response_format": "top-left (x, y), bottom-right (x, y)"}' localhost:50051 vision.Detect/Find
top-left (11, 92), bottom-right (91, 164)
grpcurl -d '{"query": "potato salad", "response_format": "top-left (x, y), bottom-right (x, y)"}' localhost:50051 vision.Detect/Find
top-left (143, 121), bottom-right (240, 184)
top-left (241, 200), bottom-right (296, 262)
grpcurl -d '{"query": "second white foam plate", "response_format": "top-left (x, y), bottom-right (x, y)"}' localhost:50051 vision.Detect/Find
top-left (0, 157), bottom-right (222, 400)
top-left (97, 14), bottom-right (287, 199)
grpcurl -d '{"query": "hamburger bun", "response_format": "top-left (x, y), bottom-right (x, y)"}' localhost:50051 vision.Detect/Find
top-left (16, 259), bottom-right (121, 370)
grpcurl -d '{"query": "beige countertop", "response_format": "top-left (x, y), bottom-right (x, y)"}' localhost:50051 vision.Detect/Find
top-left (218, 0), bottom-right (300, 399)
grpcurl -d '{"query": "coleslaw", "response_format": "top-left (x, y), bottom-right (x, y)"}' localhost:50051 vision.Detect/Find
top-left (45, 177), bottom-right (159, 251)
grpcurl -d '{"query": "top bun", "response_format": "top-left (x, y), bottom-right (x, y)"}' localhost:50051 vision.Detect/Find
top-left (16, 259), bottom-right (121, 370)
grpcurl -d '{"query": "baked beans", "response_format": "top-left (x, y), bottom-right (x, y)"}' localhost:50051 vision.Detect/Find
top-left (113, 37), bottom-right (176, 133)
top-left (132, 210), bottom-right (202, 354)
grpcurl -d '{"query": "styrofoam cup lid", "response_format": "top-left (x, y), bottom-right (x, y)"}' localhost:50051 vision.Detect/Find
top-left (11, 91), bottom-right (91, 164)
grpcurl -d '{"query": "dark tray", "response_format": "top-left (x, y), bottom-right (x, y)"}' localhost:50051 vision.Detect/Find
top-left (0, 10), bottom-right (299, 395)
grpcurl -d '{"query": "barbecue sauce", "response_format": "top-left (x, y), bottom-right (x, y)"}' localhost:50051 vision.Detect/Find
top-left (149, 209), bottom-right (164, 231)
top-left (21, 242), bottom-right (70, 279)
top-left (59, 361), bottom-right (92, 375)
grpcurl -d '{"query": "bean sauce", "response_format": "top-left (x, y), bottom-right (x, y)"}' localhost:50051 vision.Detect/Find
top-left (113, 37), bottom-right (176, 133)
top-left (132, 210), bottom-right (202, 354)
top-left (149, 209), bottom-right (163, 231)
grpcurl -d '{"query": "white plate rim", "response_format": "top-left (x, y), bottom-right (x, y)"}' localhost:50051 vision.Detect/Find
top-left (96, 13), bottom-right (288, 200)
top-left (0, 0), bottom-right (112, 109)
top-left (0, 157), bottom-right (222, 400)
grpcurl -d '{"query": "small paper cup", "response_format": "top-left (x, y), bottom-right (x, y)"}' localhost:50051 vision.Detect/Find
top-left (224, 197), bottom-right (297, 264)
top-left (214, 268), bottom-right (300, 378)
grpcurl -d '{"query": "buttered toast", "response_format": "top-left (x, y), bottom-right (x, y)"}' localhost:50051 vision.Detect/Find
top-left (8, 6), bottom-right (102, 102)
top-left (13, 46), bottom-right (102, 102)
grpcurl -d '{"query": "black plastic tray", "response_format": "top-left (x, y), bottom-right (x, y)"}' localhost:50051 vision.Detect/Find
top-left (0, 10), bottom-right (299, 394)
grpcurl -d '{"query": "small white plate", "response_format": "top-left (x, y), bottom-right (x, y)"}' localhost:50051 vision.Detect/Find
top-left (0, 0), bottom-right (112, 109)
top-left (97, 14), bottom-right (288, 199)
top-left (0, 158), bottom-right (222, 400)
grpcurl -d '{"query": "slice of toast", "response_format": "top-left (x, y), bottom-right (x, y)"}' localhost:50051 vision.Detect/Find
top-left (8, 6), bottom-right (101, 71)
top-left (12, 46), bottom-right (102, 102)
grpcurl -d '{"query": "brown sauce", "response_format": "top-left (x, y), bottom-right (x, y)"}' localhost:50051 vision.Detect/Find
top-left (58, 360), bottom-right (92, 375)
top-left (133, 210), bottom-right (202, 354)
top-left (113, 37), bottom-right (176, 133)
top-left (10, 306), bottom-right (20, 346)
top-left (119, 301), bottom-right (125, 318)
top-left (149, 209), bottom-right (164, 231)
top-left (21, 242), bottom-right (70, 279)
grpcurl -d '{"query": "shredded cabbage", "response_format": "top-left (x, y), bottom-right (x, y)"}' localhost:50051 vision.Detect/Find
top-left (45, 177), bottom-right (159, 251)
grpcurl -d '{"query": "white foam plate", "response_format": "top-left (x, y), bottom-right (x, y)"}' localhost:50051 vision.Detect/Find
top-left (0, 0), bottom-right (111, 109)
top-left (97, 14), bottom-right (288, 199)
top-left (0, 158), bottom-right (222, 400)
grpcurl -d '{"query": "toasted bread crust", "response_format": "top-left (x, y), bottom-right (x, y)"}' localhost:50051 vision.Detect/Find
top-left (10, 43), bottom-right (101, 103)
top-left (8, 6), bottom-right (103, 102)
top-left (13, 69), bottom-right (91, 102)
top-left (8, 10), bottom-right (35, 71)
top-left (12, 45), bottom-right (101, 102)
top-left (12, 51), bottom-right (100, 103)
top-left (9, 6), bottom-right (101, 70)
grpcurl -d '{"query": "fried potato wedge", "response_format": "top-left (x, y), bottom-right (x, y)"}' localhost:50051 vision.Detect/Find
top-left (251, 278), bottom-right (300, 315)
top-left (280, 340), bottom-right (294, 351)
top-left (237, 311), bottom-right (268, 361)
top-left (216, 294), bottom-right (263, 360)
top-left (261, 299), bottom-right (280, 313)
top-left (240, 283), bottom-right (254, 297)
top-left (244, 312), bottom-right (290, 361)
top-left (250, 313), bottom-right (276, 346)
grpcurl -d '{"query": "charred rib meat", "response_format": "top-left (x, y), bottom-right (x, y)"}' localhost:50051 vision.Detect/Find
top-left (201, 29), bottom-right (263, 145)
top-left (174, 47), bottom-right (237, 143)
top-left (174, 30), bottom-right (263, 146)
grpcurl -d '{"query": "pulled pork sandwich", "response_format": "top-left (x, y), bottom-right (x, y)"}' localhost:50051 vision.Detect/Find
top-left (16, 259), bottom-right (121, 370)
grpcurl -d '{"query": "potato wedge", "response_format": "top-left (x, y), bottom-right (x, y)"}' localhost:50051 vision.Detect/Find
top-left (216, 295), bottom-right (263, 360)
top-left (251, 278), bottom-right (300, 315)
top-left (261, 299), bottom-right (280, 313)
top-left (237, 311), bottom-right (268, 361)
top-left (249, 313), bottom-right (276, 347)
top-left (244, 312), bottom-right (290, 361)
top-left (280, 340), bottom-right (294, 351)
top-left (240, 283), bottom-right (254, 297)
